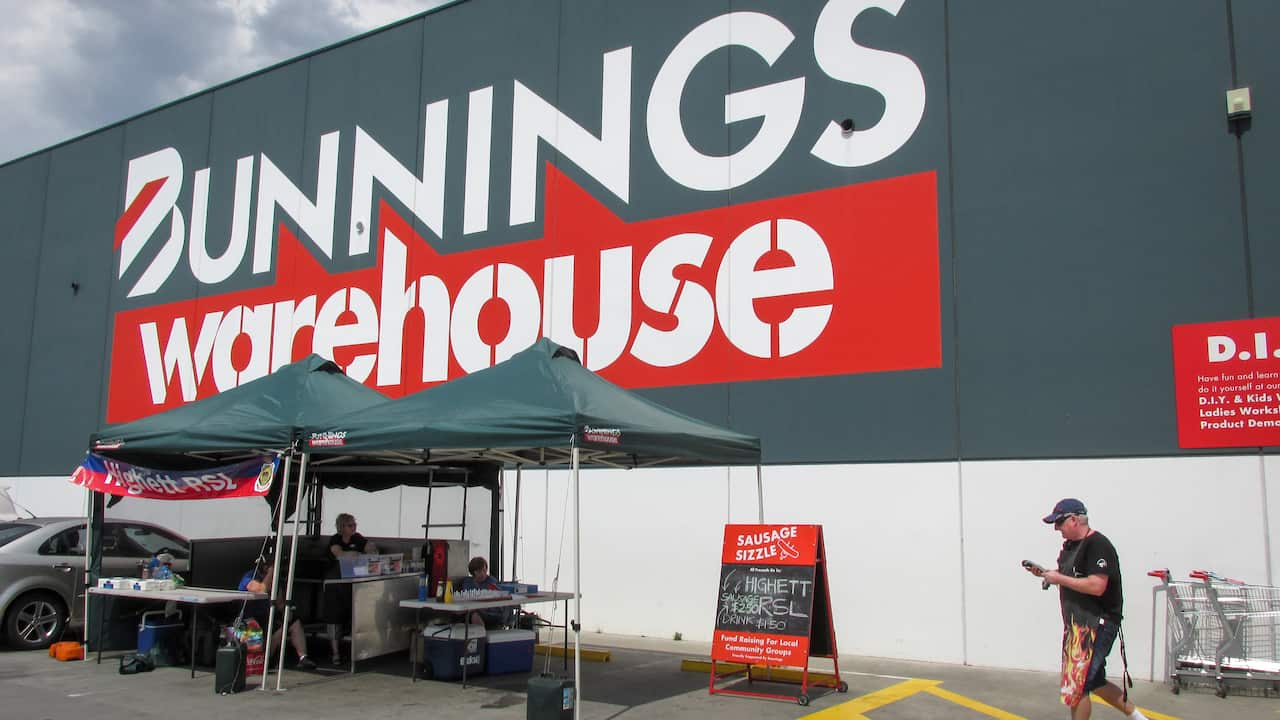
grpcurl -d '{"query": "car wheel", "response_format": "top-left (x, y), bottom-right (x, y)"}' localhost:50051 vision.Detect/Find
top-left (5, 591), bottom-right (67, 650)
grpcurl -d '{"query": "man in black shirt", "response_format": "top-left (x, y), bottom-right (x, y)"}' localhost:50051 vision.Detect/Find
top-left (1027, 498), bottom-right (1148, 720)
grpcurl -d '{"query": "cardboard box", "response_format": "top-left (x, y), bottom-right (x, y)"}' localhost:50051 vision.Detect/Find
top-left (381, 553), bottom-right (403, 574)
top-left (338, 553), bottom-right (382, 578)
top-left (245, 650), bottom-right (265, 677)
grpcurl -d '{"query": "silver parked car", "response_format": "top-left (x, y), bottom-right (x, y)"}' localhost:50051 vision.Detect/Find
top-left (0, 517), bottom-right (189, 650)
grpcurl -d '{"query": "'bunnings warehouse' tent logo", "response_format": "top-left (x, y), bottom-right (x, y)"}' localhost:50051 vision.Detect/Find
top-left (582, 426), bottom-right (622, 445)
top-left (105, 1), bottom-right (942, 423)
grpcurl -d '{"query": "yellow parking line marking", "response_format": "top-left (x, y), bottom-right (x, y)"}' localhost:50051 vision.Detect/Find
top-left (1082, 694), bottom-right (1177, 720)
top-left (798, 677), bottom-right (1180, 720)
top-left (798, 678), bottom-right (940, 719)
top-left (925, 686), bottom-right (1026, 719)
top-left (1111, 701), bottom-right (1176, 720)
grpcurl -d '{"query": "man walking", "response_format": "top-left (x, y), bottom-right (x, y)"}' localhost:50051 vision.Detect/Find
top-left (1027, 498), bottom-right (1148, 720)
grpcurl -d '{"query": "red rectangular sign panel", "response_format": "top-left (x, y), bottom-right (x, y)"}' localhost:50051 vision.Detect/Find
top-left (712, 524), bottom-right (820, 667)
top-left (1172, 317), bottom-right (1280, 448)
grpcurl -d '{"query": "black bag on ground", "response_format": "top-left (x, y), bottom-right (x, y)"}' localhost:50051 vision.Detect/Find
top-left (215, 642), bottom-right (247, 695)
top-left (118, 653), bottom-right (156, 675)
top-left (527, 673), bottom-right (575, 720)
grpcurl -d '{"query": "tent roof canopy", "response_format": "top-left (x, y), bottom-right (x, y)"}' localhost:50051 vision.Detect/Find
top-left (304, 339), bottom-right (762, 470)
top-left (89, 354), bottom-right (388, 467)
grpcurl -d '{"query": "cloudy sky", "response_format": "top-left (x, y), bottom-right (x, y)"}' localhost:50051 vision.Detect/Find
top-left (0, 0), bottom-right (448, 165)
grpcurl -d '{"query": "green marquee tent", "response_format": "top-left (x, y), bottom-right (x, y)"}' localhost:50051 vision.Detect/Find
top-left (303, 338), bottom-right (762, 468)
top-left (301, 338), bottom-right (762, 707)
top-left (89, 354), bottom-right (388, 464)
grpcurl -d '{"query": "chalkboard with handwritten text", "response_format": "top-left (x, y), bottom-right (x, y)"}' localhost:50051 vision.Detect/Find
top-left (715, 563), bottom-right (815, 637)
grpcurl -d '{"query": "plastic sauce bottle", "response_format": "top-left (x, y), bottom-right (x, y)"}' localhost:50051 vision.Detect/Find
top-left (443, 580), bottom-right (454, 604)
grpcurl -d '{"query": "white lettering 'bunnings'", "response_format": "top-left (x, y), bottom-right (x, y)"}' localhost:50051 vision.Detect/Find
top-left (376, 229), bottom-right (451, 387)
top-left (647, 12), bottom-right (805, 192)
top-left (253, 130), bottom-right (340, 273)
top-left (810, 0), bottom-right (926, 167)
top-left (464, 87), bottom-right (494, 235)
top-left (120, 148), bottom-right (185, 298)
top-left (542, 247), bottom-right (633, 371)
top-left (451, 263), bottom-right (542, 373)
top-left (631, 233), bottom-right (715, 368)
top-left (188, 155), bottom-right (254, 284)
top-left (122, 2), bottom-right (928, 299)
top-left (716, 219), bottom-right (834, 358)
top-left (350, 99), bottom-right (449, 254)
top-left (509, 47), bottom-right (631, 227)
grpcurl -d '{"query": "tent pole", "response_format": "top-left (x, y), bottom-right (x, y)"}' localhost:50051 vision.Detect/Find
top-left (756, 465), bottom-right (764, 523)
top-left (512, 465), bottom-right (521, 581)
top-left (278, 451), bottom-right (310, 690)
top-left (87, 489), bottom-right (105, 659)
top-left (81, 486), bottom-right (92, 662)
top-left (262, 452), bottom-right (292, 690)
top-left (572, 447), bottom-right (581, 720)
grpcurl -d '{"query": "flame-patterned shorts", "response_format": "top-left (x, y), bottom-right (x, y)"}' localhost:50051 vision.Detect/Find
top-left (1059, 617), bottom-right (1117, 707)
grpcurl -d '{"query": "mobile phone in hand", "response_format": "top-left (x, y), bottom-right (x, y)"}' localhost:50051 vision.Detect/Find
top-left (1022, 560), bottom-right (1051, 590)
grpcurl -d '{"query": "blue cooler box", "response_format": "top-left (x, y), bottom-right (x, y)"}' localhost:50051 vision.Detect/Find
top-left (138, 611), bottom-right (183, 666)
top-left (486, 629), bottom-right (536, 674)
top-left (422, 624), bottom-right (486, 681)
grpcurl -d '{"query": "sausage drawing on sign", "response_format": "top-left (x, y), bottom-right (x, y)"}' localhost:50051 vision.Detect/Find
top-left (778, 539), bottom-right (800, 560)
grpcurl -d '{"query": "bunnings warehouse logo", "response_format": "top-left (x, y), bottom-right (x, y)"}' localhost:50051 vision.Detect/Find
top-left (105, 1), bottom-right (942, 423)
top-left (582, 426), bottom-right (622, 445)
top-left (308, 431), bottom-right (348, 448)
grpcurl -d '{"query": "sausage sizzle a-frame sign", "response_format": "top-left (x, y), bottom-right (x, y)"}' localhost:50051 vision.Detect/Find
top-left (710, 524), bottom-right (845, 705)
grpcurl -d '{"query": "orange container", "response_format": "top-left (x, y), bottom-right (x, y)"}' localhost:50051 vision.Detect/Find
top-left (51, 642), bottom-right (84, 661)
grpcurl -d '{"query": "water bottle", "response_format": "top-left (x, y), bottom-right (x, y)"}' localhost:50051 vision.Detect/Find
top-left (417, 572), bottom-right (428, 601)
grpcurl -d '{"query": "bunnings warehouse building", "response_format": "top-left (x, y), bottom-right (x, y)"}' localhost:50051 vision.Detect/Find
top-left (2, 0), bottom-right (1279, 678)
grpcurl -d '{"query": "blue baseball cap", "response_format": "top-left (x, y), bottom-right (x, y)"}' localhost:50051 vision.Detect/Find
top-left (1043, 498), bottom-right (1087, 524)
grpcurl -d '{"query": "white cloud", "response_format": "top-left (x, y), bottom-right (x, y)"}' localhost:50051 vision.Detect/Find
top-left (0, 0), bottom-right (447, 165)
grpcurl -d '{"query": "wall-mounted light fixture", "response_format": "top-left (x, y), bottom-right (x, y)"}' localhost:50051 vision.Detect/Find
top-left (840, 118), bottom-right (854, 137)
top-left (1227, 87), bottom-right (1252, 120)
top-left (70, 281), bottom-right (80, 295)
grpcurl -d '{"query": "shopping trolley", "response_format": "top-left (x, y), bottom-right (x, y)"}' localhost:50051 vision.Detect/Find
top-left (1149, 569), bottom-right (1220, 694)
top-left (1191, 569), bottom-right (1280, 697)
top-left (1150, 568), bottom-right (1280, 697)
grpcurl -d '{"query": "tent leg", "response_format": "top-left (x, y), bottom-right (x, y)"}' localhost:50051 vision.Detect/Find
top-left (756, 464), bottom-right (764, 524)
top-left (263, 453), bottom-right (292, 690)
top-left (572, 447), bottom-right (581, 720)
top-left (86, 490), bottom-right (105, 660)
top-left (279, 452), bottom-right (310, 690)
top-left (512, 466), bottom-right (521, 581)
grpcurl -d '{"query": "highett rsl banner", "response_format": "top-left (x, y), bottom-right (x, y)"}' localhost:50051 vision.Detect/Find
top-left (71, 453), bottom-right (278, 500)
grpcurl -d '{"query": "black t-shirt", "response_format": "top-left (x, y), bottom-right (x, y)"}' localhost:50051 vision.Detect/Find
top-left (326, 532), bottom-right (370, 578)
top-left (1056, 530), bottom-right (1123, 625)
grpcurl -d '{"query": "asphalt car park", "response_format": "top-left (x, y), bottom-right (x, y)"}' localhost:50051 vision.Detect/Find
top-left (0, 631), bottom-right (1275, 720)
